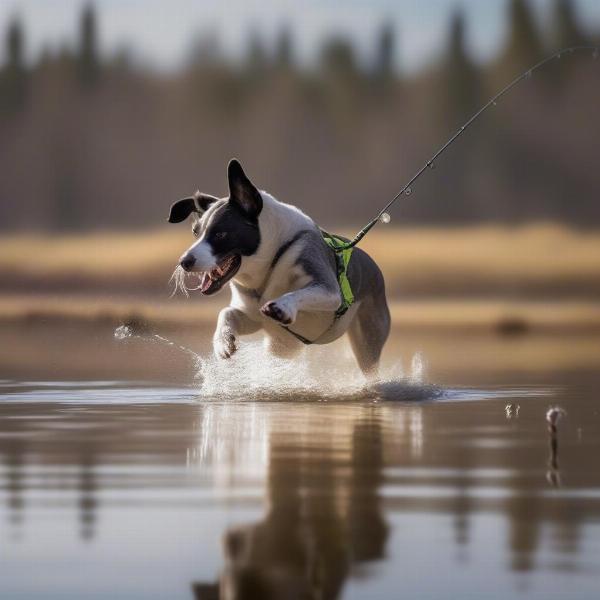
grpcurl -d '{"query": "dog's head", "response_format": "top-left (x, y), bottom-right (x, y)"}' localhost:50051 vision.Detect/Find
top-left (168, 159), bottom-right (262, 295)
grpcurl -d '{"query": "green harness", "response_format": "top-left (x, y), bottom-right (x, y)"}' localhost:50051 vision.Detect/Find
top-left (320, 230), bottom-right (355, 318)
top-left (278, 229), bottom-right (356, 345)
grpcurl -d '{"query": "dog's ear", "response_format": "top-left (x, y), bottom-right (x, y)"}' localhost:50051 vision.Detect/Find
top-left (167, 192), bottom-right (219, 223)
top-left (227, 159), bottom-right (263, 218)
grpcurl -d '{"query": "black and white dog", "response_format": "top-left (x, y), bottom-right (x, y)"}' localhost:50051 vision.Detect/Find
top-left (168, 160), bottom-right (390, 376)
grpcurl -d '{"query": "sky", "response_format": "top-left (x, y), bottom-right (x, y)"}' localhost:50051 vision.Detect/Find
top-left (1, 0), bottom-right (599, 73)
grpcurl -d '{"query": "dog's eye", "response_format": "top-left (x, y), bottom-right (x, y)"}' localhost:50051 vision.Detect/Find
top-left (215, 232), bottom-right (228, 240)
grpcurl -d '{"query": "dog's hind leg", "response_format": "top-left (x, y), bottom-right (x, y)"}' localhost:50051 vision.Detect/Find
top-left (214, 307), bottom-right (261, 359)
top-left (347, 294), bottom-right (391, 378)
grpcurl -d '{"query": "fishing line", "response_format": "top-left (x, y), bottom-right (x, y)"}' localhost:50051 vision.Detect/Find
top-left (339, 45), bottom-right (600, 250)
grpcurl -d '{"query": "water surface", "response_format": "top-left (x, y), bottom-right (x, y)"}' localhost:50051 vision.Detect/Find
top-left (1, 330), bottom-right (599, 599)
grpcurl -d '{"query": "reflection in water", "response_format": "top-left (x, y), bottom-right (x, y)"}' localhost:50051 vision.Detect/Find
top-left (547, 427), bottom-right (561, 488)
top-left (546, 406), bottom-right (567, 488)
top-left (1, 381), bottom-right (600, 599)
top-left (78, 446), bottom-right (98, 541)
top-left (4, 439), bottom-right (25, 541)
top-left (193, 409), bottom-right (388, 599)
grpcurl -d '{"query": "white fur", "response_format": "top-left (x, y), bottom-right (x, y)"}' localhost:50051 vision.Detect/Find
top-left (212, 191), bottom-right (352, 353)
top-left (182, 238), bottom-right (217, 271)
top-left (231, 192), bottom-right (315, 291)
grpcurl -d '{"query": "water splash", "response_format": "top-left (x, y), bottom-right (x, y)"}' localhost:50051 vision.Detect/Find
top-left (194, 340), bottom-right (438, 403)
top-left (114, 325), bottom-right (133, 340)
top-left (196, 341), bottom-right (367, 401)
top-left (114, 325), bottom-right (201, 363)
top-left (115, 324), bottom-right (440, 402)
top-left (505, 403), bottom-right (520, 419)
top-left (409, 351), bottom-right (426, 384)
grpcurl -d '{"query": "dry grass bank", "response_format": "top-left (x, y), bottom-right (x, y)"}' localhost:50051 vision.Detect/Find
top-left (1, 224), bottom-right (600, 297)
top-left (1, 294), bottom-right (600, 334)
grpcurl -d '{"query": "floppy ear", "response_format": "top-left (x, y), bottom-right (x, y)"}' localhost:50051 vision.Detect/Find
top-left (227, 159), bottom-right (263, 218)
top-left (167, 192), bottom-right (219, 223)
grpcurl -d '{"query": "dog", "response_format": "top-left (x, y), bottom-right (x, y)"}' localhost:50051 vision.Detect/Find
top-left (168, 159), bottom-right (390, 376)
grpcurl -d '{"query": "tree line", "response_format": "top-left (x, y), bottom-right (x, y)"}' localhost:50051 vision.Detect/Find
top-left (0, 0), bottom-right (598, 231)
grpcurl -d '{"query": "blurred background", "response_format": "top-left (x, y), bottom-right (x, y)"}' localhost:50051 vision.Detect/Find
top-left (1, 0), bottom-right (600, 378)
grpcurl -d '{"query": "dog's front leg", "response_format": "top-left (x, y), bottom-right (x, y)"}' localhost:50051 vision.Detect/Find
top-left (214, 307), bottom-right (261, 359)
top-left (261, 285), bottom-right (340, 325)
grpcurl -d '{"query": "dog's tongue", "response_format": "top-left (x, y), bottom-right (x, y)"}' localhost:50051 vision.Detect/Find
top-left (200, 272), bottom-right (213, 293)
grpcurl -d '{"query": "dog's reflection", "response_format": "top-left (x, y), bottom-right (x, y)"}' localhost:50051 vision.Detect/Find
top-left (193, 415), bottom-right (387, 600)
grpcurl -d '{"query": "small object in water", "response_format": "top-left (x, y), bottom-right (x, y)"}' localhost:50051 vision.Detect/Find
top-left (546, 406), bottom-right (566, 431)
top-left (525, 69), bottom-right (532, 79)
top-left (505, 403), bottom-right (520, 419)
top-left (427, 160), bottom-right (435, 170)
top-left (379, 212), bottom-right (391, 224)
top-left (114, 325), bottom-right (133, 340)
top-left (404, 186), bottom-right (412, 196)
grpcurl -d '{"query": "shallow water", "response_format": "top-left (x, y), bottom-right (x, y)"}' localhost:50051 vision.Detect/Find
top-left (1, 330), bottom-right (600, 599)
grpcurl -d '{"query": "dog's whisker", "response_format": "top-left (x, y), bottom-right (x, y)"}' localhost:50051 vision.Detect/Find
top-left (169, 265), bottom-right (190, 298)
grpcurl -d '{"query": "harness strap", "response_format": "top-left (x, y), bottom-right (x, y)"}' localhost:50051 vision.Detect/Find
top-left (320, 230), bottom-right (355, 318)
top-left (281, 326), bottom-right (315, 345)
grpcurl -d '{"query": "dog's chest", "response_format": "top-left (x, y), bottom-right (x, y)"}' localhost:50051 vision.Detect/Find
top-left (233, 262), bottom-right (306, 315)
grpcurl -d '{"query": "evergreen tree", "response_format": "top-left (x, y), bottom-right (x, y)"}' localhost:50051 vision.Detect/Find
top-left (77, 3), bottom-right (100, 87)
top-left (374, 23), bottom-right (395, 81)
top-left (545, 0), bottom-right (588, 86)
top-left (319, 37), bottom-right (362, 121)
top-left (320, 37), bottom-right (358, 82)
top-left (443, 10), bottom-right (480, 123)
top-left (500, 0), bottom-right (543, 77)
top-left (553, 0), bottom-right (587, 47)
top-left (275, 27), bottom-right (294, 71)
top-left (246, 30), bottom-right (269, 76)
top-left (0, 18), bottom-right (28, 112)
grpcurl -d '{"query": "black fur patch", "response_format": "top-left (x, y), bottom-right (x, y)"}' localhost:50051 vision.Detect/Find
top-left (270, 230), bottom-right (311, 269)
top-left (205, 203), bottom-right (261, 260)
top-left (168, 193), bottom-right (220, 223)
top-left (167, 197), bottom-right (196, 223)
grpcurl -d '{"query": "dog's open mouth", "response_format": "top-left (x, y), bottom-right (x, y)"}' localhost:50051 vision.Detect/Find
top-left (199, 254), bottom-right (241, 295)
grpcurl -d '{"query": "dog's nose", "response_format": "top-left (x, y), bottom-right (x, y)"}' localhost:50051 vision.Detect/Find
top-left (180, 254), bottom-right (196, 271)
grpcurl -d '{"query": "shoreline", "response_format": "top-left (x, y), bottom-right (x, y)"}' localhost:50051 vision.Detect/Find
top-left (2, 293), bottom-right (600, 334)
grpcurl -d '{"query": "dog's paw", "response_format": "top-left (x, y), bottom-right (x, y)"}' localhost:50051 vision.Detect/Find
top-left (260, 301), bottom-right (295, 325)
top-left (213, 331), bottom-right (237, 359)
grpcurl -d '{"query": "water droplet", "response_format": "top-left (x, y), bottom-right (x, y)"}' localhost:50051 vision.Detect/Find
top-left (492, 100), bottom-right (498, 107)
top-left (404, 187), bottom-right (412, 196)
top-left (114, 325), bottom-right (133, 340)
top-left (593, 48), bottom-right (599, 61)
top-left (427, 160), bottom-right (435, 170)
top-left (379, 212), bottom-right (391, 224)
